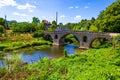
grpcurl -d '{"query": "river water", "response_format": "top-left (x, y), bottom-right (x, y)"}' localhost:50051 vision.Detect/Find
top-left (0, 44), bottom-right (80, 67)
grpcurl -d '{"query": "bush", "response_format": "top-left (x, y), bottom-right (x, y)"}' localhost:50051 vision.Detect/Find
top-left (0, 68), bottom-right (7, 78)
top-left (63, 49), bottom-right (68, 57)
top-left (0, 45), bottom-right (7, 51)
top-left (0, 25), bottom-right (4, 33)
top-left (32, 31), bottom-right (44, 38)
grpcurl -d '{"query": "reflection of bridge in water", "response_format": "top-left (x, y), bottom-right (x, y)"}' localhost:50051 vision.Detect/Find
top-left (45, 30), bottom-right (120, 49)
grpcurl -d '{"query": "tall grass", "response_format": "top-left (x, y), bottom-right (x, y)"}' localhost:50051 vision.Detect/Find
top-left (1, 47), bottom-right (120, 79)
top-left (0, 33), bottom-right (52, 51)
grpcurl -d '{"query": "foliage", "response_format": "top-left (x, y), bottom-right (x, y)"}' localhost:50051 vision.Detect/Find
top-left (64, 34), bottom-right (79, 44)
top-left (112, 35), bottom-right (120, 48)
top-left (91, 38), bottom-right (111, 48)
top-left (1, 46), bottom-right (120, 79)
top-left (36, 23), bottom-right (45, 30)
top-left (32, 17), bottom-right (40, 25)
top-left (13, 22), bottom-right (36, 33)
top-left (0, 33), bottom-right (51, 51)
top-left (48, 24), bottom-right (57, 31)
top-left (5, 54), bottom-right (23, 72)
top-left (89, 25), bottom-right (98, 32)
top-left (95, 0), bottom-right (120, 32)
top-left (9, 20), bottom-right (17, 30)
top-left (0, 18), bottom-right (5, 26)
top-left (63, 49), bottom-right (68, 57)
top-left (0, 25), bottom-right (4, 33)
top-left (32, 30), bottom-right (44, 38)
top-left (48, 20), bottom-right (57, 31)
top-left (0, 68), bottom-right (7, 78)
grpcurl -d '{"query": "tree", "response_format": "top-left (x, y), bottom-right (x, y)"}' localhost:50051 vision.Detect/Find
top-left (0, 18), bottom-right (5, 26)
top-left (32, 17), bottom-right (40, 25)
top-left (48, 24), bottom-right (57, 31)
top-left (13, 22), bottom-right (36, 33)
top-left (0, 25), bottom-right (4, 33)
top-left (89, 25), bottom-right (98, 32)
top-left (37, 23), bottom-right (45, 30)
top-left (52, 20), bottom-right (57, 25)
top-left (96, 0), bottom-right (120, 32)
top-left (48, 20), bottom-right (57, 31)
top-left (9, 20), bottom-right (17, 30)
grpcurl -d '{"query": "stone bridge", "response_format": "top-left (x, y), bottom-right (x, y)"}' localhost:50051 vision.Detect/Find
top-left (45, 30), bottom-right (119, 49)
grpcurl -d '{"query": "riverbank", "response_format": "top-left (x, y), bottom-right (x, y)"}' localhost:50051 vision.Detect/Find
top-left (0, 33), bottom-right (52, 52)
top-left (0, 47), bottom-right (120, 79)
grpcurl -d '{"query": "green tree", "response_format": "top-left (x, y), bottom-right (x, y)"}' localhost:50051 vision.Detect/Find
top-left (37, 23), bottom-right (45, 30)
top-left (13, 22), bottom-right (36, 33)
top-left (52, 20), bottom-right (57, 25)
top-left (0, 25), bottom-right (4, 33)
top-left (89, 25), bottom-right (98, 32)
top-left (0, 18), bottom-right (5, 26)
top-left (48, 20), bottom-right (57, 31)
top-left (32, 17), bottom-right (40, 25)
top-left (97, 0), bottom-right (120, 32)
top-left (9, 20), bottom-right (17, 30)
top-left (48, 24), bottom-right (57, 31)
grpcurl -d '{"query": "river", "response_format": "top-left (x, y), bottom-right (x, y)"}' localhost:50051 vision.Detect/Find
top-left (0, 44), bottom-right (81, 67)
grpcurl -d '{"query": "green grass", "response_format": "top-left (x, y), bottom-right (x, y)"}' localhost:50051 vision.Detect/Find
top-left (1, 47), bottom-right (119, 80)
top-left (0, 40), bottom-right (51, 51)
top-left (0, 33), bottom-right (52, 52)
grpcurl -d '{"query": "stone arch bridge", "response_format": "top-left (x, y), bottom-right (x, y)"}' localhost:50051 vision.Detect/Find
top-left (45, 30), bottom-right (119, 49)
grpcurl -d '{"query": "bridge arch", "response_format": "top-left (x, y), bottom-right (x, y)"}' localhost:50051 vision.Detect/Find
top-left (59, 33), bottom-right (80, 45)
top-left (44, 34), bottom-right (53, 42)
top-left (89, 37), bottom-right (111, 48)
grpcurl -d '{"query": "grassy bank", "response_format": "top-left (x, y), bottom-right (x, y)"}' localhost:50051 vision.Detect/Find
top-left (1, 47), bottom-right (120, 80)
top-left (0, 33), bottom-right (52, 52)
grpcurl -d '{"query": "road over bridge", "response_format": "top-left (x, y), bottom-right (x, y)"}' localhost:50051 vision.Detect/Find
top-left (45, 30), bottom-right (120, 49)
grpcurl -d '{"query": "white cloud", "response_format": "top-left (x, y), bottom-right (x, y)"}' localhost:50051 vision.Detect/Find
top-left (74, 15), bottom-right (82, 20)
top-left (21, 14), bottom-right (27, 16)
top-left (0, 0), bottom-right (17, 8)
top-left (13, 12), bottom-right (27, 16)
top-left (69, 6), bottom-right (74, 9)
top-left (75, 6), bottom-right (79, 9)
top-left (69, 6), bottom-right (79, 9)
top-left (60, 15), bottom-right (65, 18)
top-left (17, 3), bottom-right (36, 10)
top-left (13, 12), bottom-right (19, 16)
top-left (0, 0), bottom-right (36, 12)
top-left (29, 9), bottom-right (33, 12)
top-left (84, 6), bottom-right (90, 9)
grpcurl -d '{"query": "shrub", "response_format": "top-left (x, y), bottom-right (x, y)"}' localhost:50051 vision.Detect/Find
top-left (0, 68), bottom-right (7, 78)
top-left (63, 49), bottom-right (68, 57)
top-left (0, 25), bottom-right (4, 33)
top-left (32, 31), bottom-right (44, 38)
top-left (0, 45), bottom-right (7, 51)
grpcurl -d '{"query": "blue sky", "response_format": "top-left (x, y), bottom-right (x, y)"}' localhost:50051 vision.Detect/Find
top-left (0, 0), bottom-right (115, 24)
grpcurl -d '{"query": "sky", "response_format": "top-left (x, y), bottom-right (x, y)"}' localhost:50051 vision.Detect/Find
top-left (0, 0), bottom-right (116, 24)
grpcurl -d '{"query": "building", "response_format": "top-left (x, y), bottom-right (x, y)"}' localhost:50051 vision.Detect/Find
top-left (42, 21), bottom-right (51, 30)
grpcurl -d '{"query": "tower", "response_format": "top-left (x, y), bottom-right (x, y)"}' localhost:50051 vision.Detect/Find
top-left (4, 15), bottom-right (8, 30)
top-left (56, 12), bottom-right (58, 25)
